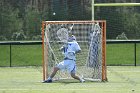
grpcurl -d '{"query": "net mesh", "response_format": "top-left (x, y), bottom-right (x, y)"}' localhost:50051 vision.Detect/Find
top-left (42, 21), bottom-right (106, 81)
top-left (87, 23), bottom-right (102, 79)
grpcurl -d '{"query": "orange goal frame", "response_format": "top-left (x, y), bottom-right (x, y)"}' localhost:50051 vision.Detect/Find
top-left (41, 20), bottom-right (107, 81)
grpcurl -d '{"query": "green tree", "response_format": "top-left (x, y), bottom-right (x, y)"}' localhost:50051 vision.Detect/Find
top-left (123, 13), bottom-right (140, 39)
top-left (0, 1), bottom-right (23, 40)
top-left (24, 7), bottom-right (41, 40)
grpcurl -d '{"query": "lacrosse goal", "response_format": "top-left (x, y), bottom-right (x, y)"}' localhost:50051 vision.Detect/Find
top-left (42, 20), bottom-right (107, 82)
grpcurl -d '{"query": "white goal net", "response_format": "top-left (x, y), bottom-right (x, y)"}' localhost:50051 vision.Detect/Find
top-left (42, 21), bottom-right (107, 82)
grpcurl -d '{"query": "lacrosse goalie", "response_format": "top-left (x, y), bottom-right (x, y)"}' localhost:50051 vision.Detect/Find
top-left (43, 35), bottom-right (85, 83)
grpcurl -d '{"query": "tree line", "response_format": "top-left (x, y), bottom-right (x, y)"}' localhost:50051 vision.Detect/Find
top-left (0, 0), bottom-right (140, 41)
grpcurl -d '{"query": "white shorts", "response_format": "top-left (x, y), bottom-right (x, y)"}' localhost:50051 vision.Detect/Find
top-left (57, 59), bottom-right (76, 73)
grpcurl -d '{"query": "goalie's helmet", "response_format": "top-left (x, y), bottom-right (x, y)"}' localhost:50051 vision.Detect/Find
top-left (68, 35), bottom-right (76, 42)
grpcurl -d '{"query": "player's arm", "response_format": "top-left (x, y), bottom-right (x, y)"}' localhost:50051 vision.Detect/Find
top-left (59, 46), bottom-right (64, 51)
top-left (75, 42), bottom-right (81, 54)
top-left (59, 44), bottom-right (68, 52)
top-left (75, 45), bottom-right (81, 54)
top-left (75, 50), bottom-right (81, 54)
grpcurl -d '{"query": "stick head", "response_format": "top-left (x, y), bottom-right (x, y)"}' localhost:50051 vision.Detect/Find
top-left (57, 28), bottom-right (68, 43)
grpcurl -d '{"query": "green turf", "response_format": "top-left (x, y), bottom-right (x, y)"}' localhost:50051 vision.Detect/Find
top-left (0, 66), bottom-right (140, 93)
top-left (11, 45), bottom-right (42, 66)
top-left (0, 45), bottom-right (10, 66)
top-left (0, 45), bottom-right (42, 66)
top-left (107, 44), bottom-right (134, 65)
top-left (1, 43), bottom-right (140, 66)
top-left (136, 44), bottom-right (140, 65)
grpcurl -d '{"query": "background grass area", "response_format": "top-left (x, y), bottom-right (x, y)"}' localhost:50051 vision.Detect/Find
top-left (0, 45), bottom-right (10, 66)
top-left (136, 44), bottom-right (140, 65)
top-left (107, 44), bottom-right (135, 65)
top-left (0, 66), bottom-right (140, 93)
top-left (0, 43), bottom-right (140, 66)
top-left (0, 45), bottom-right (42, 66)
top-left (11, 45), bottom-right (42, 66)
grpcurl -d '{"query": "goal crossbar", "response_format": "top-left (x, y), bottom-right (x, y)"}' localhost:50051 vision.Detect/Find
top-left (94, 3), bottom-right (140, 7)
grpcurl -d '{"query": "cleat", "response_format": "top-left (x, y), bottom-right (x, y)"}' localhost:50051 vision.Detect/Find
top-left (42, 79), bottom-right (52, 83)
top-left (80, 79), bottom-right (85, 83)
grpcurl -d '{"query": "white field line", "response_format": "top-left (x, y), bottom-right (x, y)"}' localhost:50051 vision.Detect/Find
top-left (0, 89), bottom-right (139, 91)
top-left (110, 71), bottom-right (140, 72)
top-left (0, 89), bottom-right (89, 91)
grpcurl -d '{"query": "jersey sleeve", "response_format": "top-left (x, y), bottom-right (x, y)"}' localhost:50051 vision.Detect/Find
top-left (74, 42), bottom-right (81, 52)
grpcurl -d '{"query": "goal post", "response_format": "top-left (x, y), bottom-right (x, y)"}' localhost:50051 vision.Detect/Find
top-left (42, 20), bottom-right (107, 82)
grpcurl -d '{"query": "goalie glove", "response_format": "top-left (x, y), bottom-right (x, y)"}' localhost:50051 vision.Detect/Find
top-left (59, 46), bottom-right (64, 51)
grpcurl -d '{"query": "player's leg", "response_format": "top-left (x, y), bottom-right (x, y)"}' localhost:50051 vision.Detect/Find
top-left (68, 61), bottom-right (85, 83)
top-left (70, 72), bottom-right (80, 80)
top-left (49, 67), bottom-right (60, 79)
top-left (71, 72), bottom-right (85, 83)
top-left (42, 66), bottom-right (59, 83)
top-left (43, 61), bottom-right (65, 83)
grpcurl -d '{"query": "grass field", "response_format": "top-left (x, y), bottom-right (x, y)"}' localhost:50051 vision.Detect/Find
top-left (0, 66), bottom-right (140, 93)
top-left (1, 43), bottom-right (140, 67)
top-left (0, 45), bottom-right (42, 66)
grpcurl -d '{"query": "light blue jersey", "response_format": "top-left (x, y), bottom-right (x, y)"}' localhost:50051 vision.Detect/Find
top-left (57, 40), bottom-right (81, 73)
top-left (63, 41), bottom-right (81, 60)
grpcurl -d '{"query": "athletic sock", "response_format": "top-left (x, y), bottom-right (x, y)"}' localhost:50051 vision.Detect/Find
top-left (47, 77), bottom-right (52, 80)
top-left (80, 78), bottom-right (85, 83)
